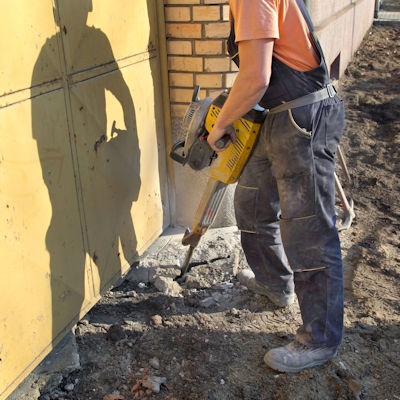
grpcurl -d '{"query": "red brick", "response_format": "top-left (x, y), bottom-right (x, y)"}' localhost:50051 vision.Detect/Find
top-left (204, 57), bottom-right (230, 72)
top-left (222, 5), bottom-right (230, 21)
top-left (171, 104), bottom-right (189, 118)
top-left (204, 22), bottom-right (230, 38)
top-left (193, 5), bottom-right (220, 21)
top-left (230, 60), bottom-right (239, 72)
top-left (170, 88), bottom-right (195, 103)
top-left (225, 72), bottom-right (237, 87)
top-left (165, 7), bottom-right (191, 22)
top-left (169, 72), bottom-right (194, 87)
top-left (195, 40), bottom-right (223, 55)
top-left (168, 56), bottom-right (203, 72)
top-left (195, 73), bottom-right (223, 88)
top-left (167, 40), bottom-right (192, 55)
top-left (166, 23), bottom-right (202, 39)
top-left (208, 89), bottom-right (226, 98)
top-left (165, 0), bottom-right (200, 4)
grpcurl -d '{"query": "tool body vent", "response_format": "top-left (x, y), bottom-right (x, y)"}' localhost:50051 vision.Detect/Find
top-left (226, 138), bottom-right (244, 171)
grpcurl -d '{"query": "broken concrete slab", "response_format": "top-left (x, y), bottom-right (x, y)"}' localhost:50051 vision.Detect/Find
top-left (7, 331), bottom-right (80, 400)
top-left (35, 331), bottom-right (80, 375)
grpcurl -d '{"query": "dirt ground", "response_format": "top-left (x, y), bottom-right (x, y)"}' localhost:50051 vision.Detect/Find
top-left (36, 24), bottom-right (399, 400)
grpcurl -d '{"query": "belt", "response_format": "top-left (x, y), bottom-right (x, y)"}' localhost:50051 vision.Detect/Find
top-left (268, 83), bottom-right (337, 114)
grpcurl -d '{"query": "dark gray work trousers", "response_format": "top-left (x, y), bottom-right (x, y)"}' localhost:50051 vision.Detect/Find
top-left (234, 95), bottom-right (345, 347)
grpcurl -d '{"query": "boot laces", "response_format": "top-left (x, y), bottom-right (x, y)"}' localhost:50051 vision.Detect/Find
top-left (290, 340), bottom-right (311, 352)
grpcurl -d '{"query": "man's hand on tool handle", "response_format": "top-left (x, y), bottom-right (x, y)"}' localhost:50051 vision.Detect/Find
top-left (207, 38), bottom-right (274, 152)
top-left (208, 124), bottom-right (236, 152)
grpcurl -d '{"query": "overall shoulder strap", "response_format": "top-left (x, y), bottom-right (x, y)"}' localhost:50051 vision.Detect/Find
top-left (227, 11), bottom-right (240, 66)
top-left (295, 0), bottom-right (327, 65)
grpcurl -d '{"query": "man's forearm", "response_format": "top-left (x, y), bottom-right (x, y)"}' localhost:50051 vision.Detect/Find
top-left (213, 72), bottom-right (267, 130)
top-left (207, 38), bottom-right (274, 151)
top-left (213, 38), bottom-right (274, 130)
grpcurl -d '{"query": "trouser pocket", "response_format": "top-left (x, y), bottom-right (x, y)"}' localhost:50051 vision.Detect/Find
top-left (279, 213), bottom-right (340, 272)
top-left (324, 100), bottom-right (345, 158)
top-left (312, 98), bottom-right (345, 159)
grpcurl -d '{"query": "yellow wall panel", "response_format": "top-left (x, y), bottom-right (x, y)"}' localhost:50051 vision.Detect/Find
top-left (69, 57), bottom-right (167, 295)
top-left (0, 1), bottom-right (61, 93)
top-left (57, 0), bottom-right (158, 75)
top-left (0, 1), bottom-right (169, 397)
top-left (127, 58), bottom-right (169, 247)
top-left (0, 92), bottom-right (89, 398)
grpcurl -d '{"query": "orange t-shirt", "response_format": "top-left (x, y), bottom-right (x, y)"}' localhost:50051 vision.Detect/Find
top-left (229, 0), bottom-right (319, 71)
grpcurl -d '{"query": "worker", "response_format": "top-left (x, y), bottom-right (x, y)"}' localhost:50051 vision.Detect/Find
top-left (207, 0), bottom-right (345, 373)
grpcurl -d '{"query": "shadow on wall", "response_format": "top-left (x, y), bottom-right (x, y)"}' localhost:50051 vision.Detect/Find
top-left (31, 0), bottom-right (141, 342)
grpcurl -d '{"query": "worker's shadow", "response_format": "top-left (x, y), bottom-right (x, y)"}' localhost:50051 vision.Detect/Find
top-left (31, 0), bottom-right (141, 341)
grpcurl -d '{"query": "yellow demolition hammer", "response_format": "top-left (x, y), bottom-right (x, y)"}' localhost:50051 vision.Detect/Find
top-left (170, 86), bottom-right (355, 280)
top-left (170, 86), bottom-right (267, 280)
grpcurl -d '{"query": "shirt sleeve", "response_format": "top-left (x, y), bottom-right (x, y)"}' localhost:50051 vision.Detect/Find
top-left (230, 0), bottom-right (280, 43)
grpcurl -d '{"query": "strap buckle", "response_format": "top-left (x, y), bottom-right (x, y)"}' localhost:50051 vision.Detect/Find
top-left (327, 84), bottom-right (337, 98)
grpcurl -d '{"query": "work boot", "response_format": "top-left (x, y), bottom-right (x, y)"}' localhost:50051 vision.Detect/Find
top-left (264, 341), bottom-right (338, 373)
top-left (236, 270), bottom-right (295, 307)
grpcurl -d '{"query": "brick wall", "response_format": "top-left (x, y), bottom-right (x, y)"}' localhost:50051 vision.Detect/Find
top-left (164, 0), bottom-right (236, 118)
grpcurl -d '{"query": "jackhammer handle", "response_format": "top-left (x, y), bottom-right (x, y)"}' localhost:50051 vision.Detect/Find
top-left (192, 85), bottom-right (200, 102)
top-left (215, 134), bottom-right (231, 149)
top-left (169, 140), bottom-right (187, 165)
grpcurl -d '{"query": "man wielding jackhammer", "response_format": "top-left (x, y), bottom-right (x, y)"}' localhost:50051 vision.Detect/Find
top-left (207, 0), bottom-right (345, 373)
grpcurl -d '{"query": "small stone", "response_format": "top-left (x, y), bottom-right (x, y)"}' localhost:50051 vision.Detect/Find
top-left (334, 360), bottom-right (348, 378)
top-left (348, 379), bottom-right (362, 398)
top-left (279, 333), bottom-right (290, 340)
top-left (154, 276), bottom-right (182, 297)
top-left (220, 283), bottom-right (233, 290)
top-left (103, 395), bottom-right (126, 400)
top-left (107, 324), bottom-right (126, 342)
top-left (138, 282), bottom-right (146, 289)
top-left (64, 383), bottom-right (74, 392)
top-left (151, 315), bottom-right (163, 326)
top-left (149, 357), bottom-right (160, 369)
top-left (79, 317), bottom-right (90, 326)
top-left (378, 338), bottom-right (390, 352)
top-left (142, 376), bottom-right (167, 393)
top-left (183, 275), bottom-right (205, 289)
top-left (230, 308), bottom-right (240, 317)
top-left (211, 292), bottom-right (222, 302)
top-left (200, 297), bottom-right (215, 308)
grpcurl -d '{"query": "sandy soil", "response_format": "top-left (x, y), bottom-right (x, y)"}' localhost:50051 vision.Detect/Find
top-left (36, 25), bottom-right (399, 400)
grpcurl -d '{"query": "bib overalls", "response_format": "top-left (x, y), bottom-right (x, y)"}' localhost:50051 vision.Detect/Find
top-left (230, 0), bottom-right (345, 347)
